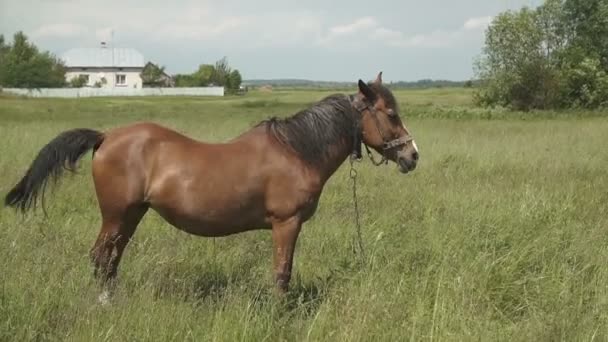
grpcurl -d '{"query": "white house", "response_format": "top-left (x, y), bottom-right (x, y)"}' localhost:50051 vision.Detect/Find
top-left (61, 45), bottom-right (145, 89)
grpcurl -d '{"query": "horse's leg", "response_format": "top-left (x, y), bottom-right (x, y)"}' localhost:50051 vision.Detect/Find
top-left (271, 216), bottom-right (302, 293)
top-left (90, 203), bottom-right (148, 303)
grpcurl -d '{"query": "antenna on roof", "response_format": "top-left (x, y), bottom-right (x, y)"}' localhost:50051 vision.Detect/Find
top-left (111, 29), bottom-right (114, 67)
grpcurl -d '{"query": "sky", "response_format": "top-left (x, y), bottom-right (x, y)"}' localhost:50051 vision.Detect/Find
top-left (0, 0), bottom-right (543, 82)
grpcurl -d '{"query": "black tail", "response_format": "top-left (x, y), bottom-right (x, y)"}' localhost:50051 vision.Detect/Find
top-left (5, 128), bottom-right (104, 212)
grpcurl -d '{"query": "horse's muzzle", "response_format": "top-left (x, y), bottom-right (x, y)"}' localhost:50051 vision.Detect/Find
top-left (398, 157), bottom-right (417, 174)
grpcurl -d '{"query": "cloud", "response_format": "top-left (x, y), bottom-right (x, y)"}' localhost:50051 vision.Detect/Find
top-left (317, 16), bottom-right (485, 48)
top-left (19, 0), bottom-right (492, 51)
top-left (328, 17), bottom-right (377, 35)
top-left (371, 27), bottom-right (404, 42)
top-left (31, 23), bottom-right (88, 38)
top-left (154, 16), bottom-right (246, 41)
top-left (463, 16), bottom-right (493, 30)
top-left (313, 16), bottom-right (374, 46)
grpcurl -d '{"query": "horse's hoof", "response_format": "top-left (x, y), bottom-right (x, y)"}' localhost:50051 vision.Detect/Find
top-left (98, 290), bottom-right (112, 306)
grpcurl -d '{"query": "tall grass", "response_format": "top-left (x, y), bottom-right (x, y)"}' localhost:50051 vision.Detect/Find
top-left (1, 89), bottom-right (607, 341)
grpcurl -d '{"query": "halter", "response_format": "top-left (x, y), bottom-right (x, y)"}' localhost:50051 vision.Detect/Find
top-left (348, 95), bottom-right (414, 166)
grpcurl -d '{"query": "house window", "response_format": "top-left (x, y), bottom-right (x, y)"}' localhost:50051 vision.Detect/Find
top-left (115, 74), bottom-right (126, 86)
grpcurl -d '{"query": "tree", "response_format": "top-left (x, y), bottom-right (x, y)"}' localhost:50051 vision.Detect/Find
top-left (212, 57), bottom-right (230, 86)
top-left (174, 74), bottom-right (197, 87)
top-left (0, 31), bottom-right (65, 88)
top-left (0, 35), bottom-right (8, 86)
top-left (141, 62), bottom-right (167, 87)
top-left (227, 69), bottom-right (242, 91)
top-left (558, 0), bottom-right (608, 107)
top-left (475, 8), bottom-right (557, 110)
top-left (563, 0), bottom-right (608, 68)
top-left (192, 64), bottom-right (215, 86)
top-left (0, 35), bottom-right (8, 57)
top-left (475, 0), bottom-right (608, 110)
top-left (174, 57), bottom-right (243, 92)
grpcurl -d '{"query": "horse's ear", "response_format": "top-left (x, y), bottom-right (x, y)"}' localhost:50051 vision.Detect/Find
top-left (374, 71), bottom-right (383, 84)
top-left (358, 79), bottom-right (376, 102)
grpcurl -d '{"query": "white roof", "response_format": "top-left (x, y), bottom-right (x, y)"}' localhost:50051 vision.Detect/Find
top-left (61, 48), bottom-right (145, 68)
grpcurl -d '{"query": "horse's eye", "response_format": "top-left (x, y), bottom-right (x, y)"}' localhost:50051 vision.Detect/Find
top-left (387, 109), bottom-right (396, 117)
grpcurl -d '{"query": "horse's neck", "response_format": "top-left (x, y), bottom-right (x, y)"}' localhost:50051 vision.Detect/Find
top-left (236, 117), bottom-right (354, 182)
top-left (316, 139), bottom-right (353, 183)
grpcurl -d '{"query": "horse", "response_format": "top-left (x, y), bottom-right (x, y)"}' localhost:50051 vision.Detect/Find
top-left (5, 72), bottom-right (419, 302)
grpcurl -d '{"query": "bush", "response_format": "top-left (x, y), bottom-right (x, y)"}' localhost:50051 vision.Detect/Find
top-left (561, 58), bottom-right (608, 108)
top-left (69, 75), bottom-right (88, 88)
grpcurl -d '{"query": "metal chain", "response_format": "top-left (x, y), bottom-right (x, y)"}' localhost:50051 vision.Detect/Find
top-left (349, 157), bottom-right (366, 259)
top-left (364, 143), bottom-right (388, 166)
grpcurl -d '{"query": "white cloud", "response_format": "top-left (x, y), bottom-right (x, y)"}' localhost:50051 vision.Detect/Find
top-left (19, 0), bottom-right (493, 51)
top-left (316, 17), bottom-right (376, 46)
top-left (251, 13), bottom-right (323, 47)
top-left (463, 16), bottom-right (493, 30)
top-left (31, 23), bottom-right (88, 38)
top-left (329, 17), bottom-right (377, 35)
top-left (371, 27), bottom-right (404, 42)
top-left (316, 16), bottom-right (486, 49)
top-left (155, 16), bottom-right (246, 41)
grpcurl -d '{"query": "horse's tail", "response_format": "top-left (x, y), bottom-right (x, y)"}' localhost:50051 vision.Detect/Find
top-left (5, 128), bottom-right (104, 213)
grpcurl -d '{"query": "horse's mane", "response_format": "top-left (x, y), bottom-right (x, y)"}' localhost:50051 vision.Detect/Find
top-left (258, 94), bottom-right (359, 166)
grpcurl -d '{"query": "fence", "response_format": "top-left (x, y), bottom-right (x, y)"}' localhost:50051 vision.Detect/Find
top-left (1, 87), bottom-right (224, 98)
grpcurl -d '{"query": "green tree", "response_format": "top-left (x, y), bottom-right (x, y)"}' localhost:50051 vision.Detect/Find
top-left (0, 31), bottom-right (65, 88)
top-left (227, 69), bottom-right (242, 91)
top-left (0, 35), bottom-right (8, 86)
top-left (0, 35), bottom-right (8, 57)
top-left (475, 0), bottom-right (608, 110)
top-left (558, 0), bottom-right (608, 107)
top-left (212, 57), bottom-right (230, 86)
top-left (174, 74), bottom-right (197, 87)
top-left (475, 8), bottom-right (555, 110)
top-left (174, 57), bottom-right (243, 92)
top-left (141, 62), bottom-right (167, 87)
top-left (193, 64), bottom-right (215, 86)
top-left (563, 0), bottom-right (608, 68)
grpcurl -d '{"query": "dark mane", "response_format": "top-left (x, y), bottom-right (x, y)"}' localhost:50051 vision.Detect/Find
top-left (258, 94), bottom-right (358, 166)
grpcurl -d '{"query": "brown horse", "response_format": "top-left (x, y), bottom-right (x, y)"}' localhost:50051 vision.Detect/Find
top-left (5, 73), bottom-right (418, 301)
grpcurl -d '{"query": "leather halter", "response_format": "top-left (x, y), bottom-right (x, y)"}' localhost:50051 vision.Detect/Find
top-left (348, 95), bottom-right (414, 165)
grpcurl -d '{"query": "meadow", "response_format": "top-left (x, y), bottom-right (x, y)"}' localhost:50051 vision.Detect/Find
top-left (1, 88), bottom-right (607, 341)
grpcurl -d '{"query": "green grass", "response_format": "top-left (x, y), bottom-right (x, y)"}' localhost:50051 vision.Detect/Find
top-left (1, 88), bottom-right (607, 341)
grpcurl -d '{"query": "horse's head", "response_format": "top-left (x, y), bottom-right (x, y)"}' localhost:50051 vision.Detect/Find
top-left (353, 72), bottom-right (419, 174)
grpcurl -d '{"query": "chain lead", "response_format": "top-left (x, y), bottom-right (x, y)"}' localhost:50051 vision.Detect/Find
top-left (349, 157), bottom-right (366, 260)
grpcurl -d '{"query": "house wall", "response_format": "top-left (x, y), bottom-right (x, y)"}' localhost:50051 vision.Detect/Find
top-left (65, 67), bottom-right (143, 89)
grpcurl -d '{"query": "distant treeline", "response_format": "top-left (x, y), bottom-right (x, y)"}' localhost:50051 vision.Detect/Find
top-left (243, 79), bottom-right (475, 89)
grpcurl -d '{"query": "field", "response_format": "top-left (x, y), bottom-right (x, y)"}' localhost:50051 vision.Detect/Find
top-left (1, 88), bottom-right (607, 341)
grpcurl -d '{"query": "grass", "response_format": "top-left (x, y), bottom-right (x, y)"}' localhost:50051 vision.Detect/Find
top-left (1, 88), bottom-right (607, 341)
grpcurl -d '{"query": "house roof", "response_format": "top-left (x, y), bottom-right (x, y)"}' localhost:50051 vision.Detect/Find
top-left (61, 48), bottom-right (145, 68)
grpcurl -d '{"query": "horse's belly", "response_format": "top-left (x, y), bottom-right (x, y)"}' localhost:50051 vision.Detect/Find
top-left (151, 201), bottom-right (270, 237)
